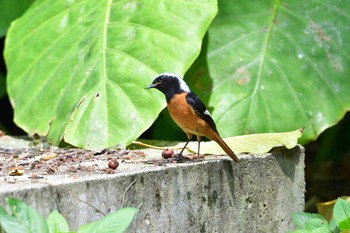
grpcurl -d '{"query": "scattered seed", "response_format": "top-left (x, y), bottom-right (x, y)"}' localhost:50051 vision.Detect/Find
top-left (162, 149), bottom-right (174, 159)
top-left (108, 159), bottom-right (119, 170)
top-left (8, 166), bottom-right (24, 176)
top-left (47, 166), bottom-right (57, 173)
top-left (38, 152), bottom-right (58, 161)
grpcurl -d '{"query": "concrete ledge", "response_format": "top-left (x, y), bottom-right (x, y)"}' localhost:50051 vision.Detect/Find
top-left (0, 146), bottom-right (305, 232)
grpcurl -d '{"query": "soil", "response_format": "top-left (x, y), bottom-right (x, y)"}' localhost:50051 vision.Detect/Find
top-left (0, 145), bottom-right (150, 178)
top-left (0, 137), bottom-right (205, 179)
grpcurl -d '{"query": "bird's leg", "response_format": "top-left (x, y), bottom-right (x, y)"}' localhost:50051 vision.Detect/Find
top-left (197, 135), bottom-right (201, 160)
top-left (177, 139), bottom-right (190, 157)
top-left (173, 133), bottom-right (192, 162)
top-left (198, 141), bottom-right (201, 157)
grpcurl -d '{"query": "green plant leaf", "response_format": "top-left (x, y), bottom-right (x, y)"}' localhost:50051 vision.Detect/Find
top-left (291, 229), bottom-right (332, 233)
top-left (188, 128), bottom-right (302, 155)
top-left (317, 197), bottom-right (350, 224)
top-left (292, 212), bottom-right (326, 229)
top-left (0, 0), bottom-right (34, 37)
top-left (334, 198), bottom-right (350, 230)
top-left (330, 219), bottom-right (340, 233)
top-left (289, 228), bottom-right (332, 233)
top-left (339, 220), bottom-right (350, 231)
top-left (5, 197), bottom-right (49, 233)
top-left (305, 219), bottom-right (331, 232)
top-left (0, 206), bottom-right (27, 233)
top-left (185, 0), bottom-right (350, 144)
top-left (5, 0), bottom-right (218, 149)
top-left (47, 210), bottom-right (69, 233)
top-left (77, 207), bottom-right (137, 233)
top-left (289, 230), bottom-right (311, 233)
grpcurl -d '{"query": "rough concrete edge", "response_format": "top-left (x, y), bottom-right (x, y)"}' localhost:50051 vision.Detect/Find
top-left (0, 146), bottom-right (305, 233)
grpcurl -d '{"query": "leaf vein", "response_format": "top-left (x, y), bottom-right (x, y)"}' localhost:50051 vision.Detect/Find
top-left (244, 0), bottom-right (281, 133)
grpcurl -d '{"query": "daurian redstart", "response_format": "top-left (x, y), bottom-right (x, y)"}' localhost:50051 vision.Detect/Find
top-left (147, 73), bottom-right (239, 163)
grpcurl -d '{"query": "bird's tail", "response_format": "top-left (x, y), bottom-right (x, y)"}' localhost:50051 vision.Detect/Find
top-left (212, 132), bottom-right (240, 163)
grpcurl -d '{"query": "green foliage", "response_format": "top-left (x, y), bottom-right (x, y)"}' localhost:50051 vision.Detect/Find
top-left (333, 198), bottom-right (350, 230)
top-left (47, 210), bottom-right (69, 233)
top-left (4, 0), bottom-right (217, 149)
top-left (3, 0), bottom-right (350, 148)
top-left (152, 0), bottom-right (350, 144)
top-left (291, 198), bottom-right (350, 233)
top-left (0, 198), bottom-right (50, 233)
top-left (77, 208), bottom-right (138, 233)
top-left (291, 213), bottom-right (330, 232)
top-left (0, 0), bottom-right (34, 37)
top-left (183, 0), bottom-right (350, 144)
top-left (0, 198), bottom-right (137, 233)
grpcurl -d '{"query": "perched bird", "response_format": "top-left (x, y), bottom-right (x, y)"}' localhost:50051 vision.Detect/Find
top-left (146, 73), bottom-right (239, 163)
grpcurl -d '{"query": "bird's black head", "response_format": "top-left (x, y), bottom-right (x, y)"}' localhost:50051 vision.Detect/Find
top-left (146, 73), bottom-right (191, 101)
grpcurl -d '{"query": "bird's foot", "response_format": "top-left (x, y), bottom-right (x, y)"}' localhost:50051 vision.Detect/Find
top-left (187, 154), bottom-right (205, 161)
top-left (172, 154), bottom-right (191, 163)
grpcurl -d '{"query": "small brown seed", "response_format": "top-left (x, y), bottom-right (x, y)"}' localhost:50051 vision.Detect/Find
top-left (108, 159), bottom-right (119, 170)
top-left (162, 149), bottom-right (174, 159)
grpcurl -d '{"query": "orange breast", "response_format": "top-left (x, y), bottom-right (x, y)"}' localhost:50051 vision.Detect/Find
top-left (167, 93), bottom-right (216, 139)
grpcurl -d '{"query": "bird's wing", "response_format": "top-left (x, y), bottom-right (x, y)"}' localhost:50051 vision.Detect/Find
top-left (185, 92), bottom-right (218, 132)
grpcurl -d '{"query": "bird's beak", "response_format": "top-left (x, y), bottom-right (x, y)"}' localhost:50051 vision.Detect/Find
top-left (145, 82), bottom-right (161, 89)
top-left (146, 84), bottom-right (156, 89)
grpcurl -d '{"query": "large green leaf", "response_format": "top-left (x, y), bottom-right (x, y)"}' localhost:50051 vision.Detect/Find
top-left (185, 0), bottom-right (350, 144)
top-left (47, 210), bottom-right (69, 233)
top-left (291, 212), bottom-right (330, 232)
top-left (77, 207), bottom-right (137, 233)
top-left (5, 0), bottom-right (217, 149)
top-left (0, 206), bottom-right (27, 233)
top-left (0, 0), bottom-right (34, 37)
top-left (5, 197), bottom-right (49, 233)
top-left (334, 198), bottom-right (350, 230)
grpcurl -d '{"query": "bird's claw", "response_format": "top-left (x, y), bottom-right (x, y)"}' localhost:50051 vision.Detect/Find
top-left (172, 154), bottom-right (191, 163)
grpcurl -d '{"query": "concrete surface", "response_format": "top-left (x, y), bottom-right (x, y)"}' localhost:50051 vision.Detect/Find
top-left (0, 145), bottom-right (305, 233)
